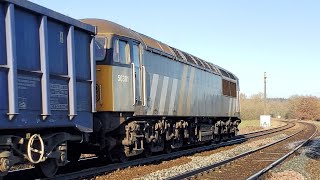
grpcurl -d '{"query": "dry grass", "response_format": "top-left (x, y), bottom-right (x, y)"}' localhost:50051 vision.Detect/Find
top-left (239, 119), bottom-right (285, 134)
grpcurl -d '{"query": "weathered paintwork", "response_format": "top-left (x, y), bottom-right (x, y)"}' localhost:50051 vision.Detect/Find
top-left (83, 19), bottom-right (240, 119)
top-left (143, 51), bottom-right (238, 117)
top-left (97, 65), bottom-right (134, 112)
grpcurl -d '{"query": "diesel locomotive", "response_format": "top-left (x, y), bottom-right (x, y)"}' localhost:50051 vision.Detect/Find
top-left (0, 0), bottom-right (240, 177)
top-left (81, 19), bottom-right (241, 161)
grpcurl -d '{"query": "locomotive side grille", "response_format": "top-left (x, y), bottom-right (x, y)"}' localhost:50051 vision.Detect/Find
top-left (219, 69), bottom-right (230, 78)
top-left (228, 73), bottom-right (236, 80)
top-left (202, 60), bottom-right (212, 71)
top-left (194, 57), bottom-right (206, 68)
top-left (169, 46), bottom-right (184, 60)
top-left (208, 63), bottom-right (218, 73)
top-left (182, 52), bottom-right (197, 65)
top-left (166, 46), bottom-right (221, 74)
top-left (191, 55), bottom-right (202, 66)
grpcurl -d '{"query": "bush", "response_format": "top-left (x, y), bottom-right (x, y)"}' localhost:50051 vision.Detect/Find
top-left (240, 93), bottom-right (320, 121)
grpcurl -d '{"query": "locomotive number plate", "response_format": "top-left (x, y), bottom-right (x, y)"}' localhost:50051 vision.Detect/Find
top-left (118, 75), bottom-right (129, 83)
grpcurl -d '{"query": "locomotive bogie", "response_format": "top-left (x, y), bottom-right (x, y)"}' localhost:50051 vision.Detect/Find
top-left (118, 118), bottom-right (240, 157)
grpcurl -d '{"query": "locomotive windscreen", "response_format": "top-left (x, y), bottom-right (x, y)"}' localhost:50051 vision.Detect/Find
top-left (95, 36), bottom-right (107, 61)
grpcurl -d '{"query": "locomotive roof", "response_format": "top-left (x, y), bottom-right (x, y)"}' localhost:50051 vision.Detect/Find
top-left (81, 18), bottom-right (238, 81)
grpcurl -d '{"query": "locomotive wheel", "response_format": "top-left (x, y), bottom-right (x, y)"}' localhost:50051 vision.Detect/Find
top-left (222, 133), bottom-right (229, 141)
top-left (214, 134), bottom-right (221, 143)
top-left (143, 147), bottom-right (152, 158)
top-left (95, 151), bottom-right (113, 163)
top-left (35, 158), bottom-right (59, 178)
top-left (118, 152), bottom-right (129, 163)
top-left (233, 132), bottom-right (236, 137)
top-left (228, 131), bottom-right (234, 138)
top-left (233, 129), bottom-right (238, 137)
top-left (96, 152), bottom-right (107, 160)
top-left (0, 158), bottom-right (10, 175)
top-left (164, 142), bottom-right (172, 154)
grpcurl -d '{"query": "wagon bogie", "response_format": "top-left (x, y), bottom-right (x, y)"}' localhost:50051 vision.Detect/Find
top-left (0, 0), bottom-right (95, 176)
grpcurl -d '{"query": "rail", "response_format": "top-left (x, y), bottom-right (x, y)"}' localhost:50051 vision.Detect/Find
top-left (6, 122), bottom-right (296, 180)
top-left (167, 129), bottom-right (303, 180)
top-left (247, 126), bottom-right (317, 180)
top-left (167, 123), bottom-right (316, 180)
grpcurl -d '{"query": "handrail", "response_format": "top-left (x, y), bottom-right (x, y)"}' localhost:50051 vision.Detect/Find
top-left (131, 63), bottom-right (136, 106)
top-left (142, 65), bottom-right (147, 107)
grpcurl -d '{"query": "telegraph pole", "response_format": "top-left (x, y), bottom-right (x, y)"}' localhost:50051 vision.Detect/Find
top-left (260, 72), bottom-right (270, 128)
top-left (264, 72), bottom-right (267, 115)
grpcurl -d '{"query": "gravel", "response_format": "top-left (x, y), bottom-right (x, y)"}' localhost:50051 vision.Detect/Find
top-left (265, 121), bottom-right (320, 180)
top-left (265, 170), bottom-right (305, 180)
top-left (135, 134), bottom-right (288, 180)
top-left (268, 152), bottom-right (311, 178)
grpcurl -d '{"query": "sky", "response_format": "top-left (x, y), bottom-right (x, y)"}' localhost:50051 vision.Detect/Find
top-left (29, 0), bottom-right (320, 98)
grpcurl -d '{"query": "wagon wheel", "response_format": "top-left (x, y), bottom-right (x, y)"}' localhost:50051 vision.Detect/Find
top-left (0, 158), bottom-right (11, 175)
top-left (67, 150), bottom-right (81, 163)
top-left (27, 134), bottom-right (44, 164)
top-left (35, 158), bottom-right (59, 178)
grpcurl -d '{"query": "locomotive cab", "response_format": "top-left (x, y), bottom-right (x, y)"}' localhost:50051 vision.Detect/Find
top-left (94, 35), bottom-right (146, 114)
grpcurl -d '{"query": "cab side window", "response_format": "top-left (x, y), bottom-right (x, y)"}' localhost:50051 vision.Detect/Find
top-left (132, 44), bottom-right (140, 68)
top-left (113, 39), bottom-right (131, 64)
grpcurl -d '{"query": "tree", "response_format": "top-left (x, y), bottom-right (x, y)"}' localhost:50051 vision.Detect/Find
top-left (288, 96), bottom-right (320, 120)
top-left (240, 93), bottom-right (264, 120)
top-left (240, 93), bottom-right (320, 121)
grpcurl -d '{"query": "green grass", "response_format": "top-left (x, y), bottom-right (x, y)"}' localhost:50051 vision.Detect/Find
top-left (238, 119), bottom-right (260, 128)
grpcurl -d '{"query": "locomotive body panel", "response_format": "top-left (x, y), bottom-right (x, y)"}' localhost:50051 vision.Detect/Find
top-left (143, 50), bottom-right (237, 117)
top-left (112, 66), bottom-right (134, 112)
top-left (96, 65), bottom-right (113, 111)
top-left (96, 65), bottom-right (134, 112)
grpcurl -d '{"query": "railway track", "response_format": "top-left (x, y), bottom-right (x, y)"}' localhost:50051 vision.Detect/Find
top-left (5, 121), bottom-right (295, 180)
top-left (168, 122), bottom-right (317, 180)
top-left (241, 121), bottom-right (294, 139)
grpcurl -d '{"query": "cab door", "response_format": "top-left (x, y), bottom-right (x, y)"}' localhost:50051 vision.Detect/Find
top-left (131, 43), bottom-right (146, 109)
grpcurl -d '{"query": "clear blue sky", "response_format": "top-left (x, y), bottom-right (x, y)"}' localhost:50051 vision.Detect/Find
top-left (29, 0), bottom-right (320, 98)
